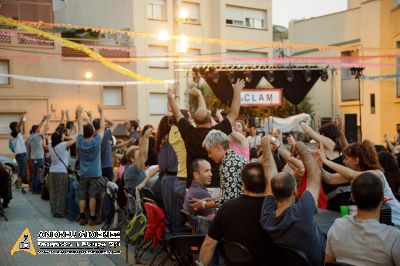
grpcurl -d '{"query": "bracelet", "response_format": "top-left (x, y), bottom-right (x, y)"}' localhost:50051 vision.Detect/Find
top-left (201, 201), bottom-right (206, 209)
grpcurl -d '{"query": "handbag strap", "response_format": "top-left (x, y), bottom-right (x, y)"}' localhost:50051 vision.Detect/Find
top-left (51, 144), bottom-right (69, 172)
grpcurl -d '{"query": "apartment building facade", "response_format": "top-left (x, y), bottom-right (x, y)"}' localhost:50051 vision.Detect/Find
top-left (0, 0), bottom-right (273, 154)
top-left (289, 0), bottom-right (400, 144)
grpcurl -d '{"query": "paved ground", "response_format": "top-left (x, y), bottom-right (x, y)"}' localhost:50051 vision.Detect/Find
top-left (0, 187), bottom-right (172, 266)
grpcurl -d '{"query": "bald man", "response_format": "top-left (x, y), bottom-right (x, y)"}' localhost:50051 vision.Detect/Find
top-left (259, 137), bottom-right (326, 266)
top-left (167, 80), bottom-right (245, 192)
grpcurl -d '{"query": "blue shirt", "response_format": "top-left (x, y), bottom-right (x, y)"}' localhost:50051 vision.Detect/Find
top-left (124, 164), bottom-right (145, 193)
top-left (260, 191), bottom-right (326, 266)
top-left (183, 181), bottom-right (213, 217)
top-left (101, 129), bottom-right (113, 168)
top-left (77, 134), bottom-right (102, 178)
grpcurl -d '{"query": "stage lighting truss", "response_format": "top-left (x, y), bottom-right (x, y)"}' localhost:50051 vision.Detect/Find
top-left (266, 70), bottom-right (275, 83)
top-left (286, 70), bottom-right (294, 82)
top-left (304, 69), bottom-right (312, 82)
top-left (244, 71), bottom-right (252, 83)
top-left (350, 67), bottom-right (364, 79)
top-left (320, 69), bottom-right (329, 82)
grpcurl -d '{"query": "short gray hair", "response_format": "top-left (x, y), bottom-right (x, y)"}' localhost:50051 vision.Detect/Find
top-left (202, 129), bottom-right (229, 150)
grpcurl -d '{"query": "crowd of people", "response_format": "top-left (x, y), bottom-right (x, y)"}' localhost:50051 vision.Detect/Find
top-left (1, 79), bottom-right (400, 265)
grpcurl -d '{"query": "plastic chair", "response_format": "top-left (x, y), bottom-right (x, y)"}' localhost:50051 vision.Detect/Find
top-left (279, 246), bottom-right (312, 266)
top-left (222, 240), bottom-right (256, 265)
top-left (160, 234), bottom-right (206, 266)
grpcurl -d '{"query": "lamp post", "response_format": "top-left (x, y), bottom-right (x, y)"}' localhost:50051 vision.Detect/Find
top-left (350, 67), bottom-right (364, 141)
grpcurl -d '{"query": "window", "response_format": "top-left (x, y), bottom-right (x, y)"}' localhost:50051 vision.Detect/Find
top-left (103, 86), bottom-right (123, 106)
top-left (370, 94), bottom-right (375, 114)
top-left (181, 2), bottom-right (200, 23)
top-left (148, 45), bottom-right (169, 68)
top-left (147, 0), bottom-right (166, 20)
top-left (245, 18), bottom-right (264, 29)
top-left (397, 42), bottom-right (400, 97)
top-left (149, 93), bottom-right (167, 115)
top-left (341, 51), bottom-right (359, 101)
top-left (0, 60), bottom-right (10, 85)
top-left (226, 5), bottom-right (267, 29)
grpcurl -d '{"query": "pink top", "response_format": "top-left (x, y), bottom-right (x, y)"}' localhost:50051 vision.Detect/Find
top-left (229, 138), bottom-right (250, 161)
top-left (117, 165), bottom-right (126, 179)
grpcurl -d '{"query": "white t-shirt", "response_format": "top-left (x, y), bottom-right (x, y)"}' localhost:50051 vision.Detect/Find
top-left (49, 142), bottom-right (68, 173)
top-left (373, 170), bottom-right (400, 226)
top-left (247, 135), bottom-right (261, 149)
top-left (10, 133), bottom-right (27, 154)
top-left (326, 215), bottom-right (400, 266)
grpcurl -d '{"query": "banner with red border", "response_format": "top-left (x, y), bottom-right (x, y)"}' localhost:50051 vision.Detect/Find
top-left (240, 89), bottom-right (282, 107)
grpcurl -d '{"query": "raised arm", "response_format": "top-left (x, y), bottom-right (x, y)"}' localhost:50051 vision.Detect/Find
top-left (167, 87), bottom-right (184, 123)
top-left (384, 134), bottom-right (395, 154)
top-left (230, 131), bottom-right (247, 146)
top-left (16, 112), bottom-right (26, 131)
top-left (136, 128), bottom-right (152, 170)
top-left (321, 169), bottom-right (350, 185)
top-left (40, 114), bottom-right (51, 135)
top-left (226, 79), bottom-right (245, 125)
top-left (105, 118), bottom-right (114, 128)
top-left (299, 121), bottom-right (336, 152)
top-left (215, 108), bottom-right (224, 123)
top-left (277, 145), bottom-right (304, 170)
top-left (260, 135), bottom-right (277, 196)
top-left (60, 109), bottom-right (65, 125)
top-left (317, 144), bottom-right (357, 181)
top-left (76, 105), bottom-right (83, 135)
top-left (335, 114), bottom-right (349, 149)
top-left (85, 110), bottom-right (93, 124)
top-left (294, 141), bottom-right (321, 204)
top-left (188, 87), bottom-right (206, 111)
top-left (97, 104), bottom-right (105, 138)
top-left (136, 165), bottom-right (160, 189)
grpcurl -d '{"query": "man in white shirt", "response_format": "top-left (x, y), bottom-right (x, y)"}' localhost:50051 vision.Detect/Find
top-left (325, 172), bottom-right (400, 266)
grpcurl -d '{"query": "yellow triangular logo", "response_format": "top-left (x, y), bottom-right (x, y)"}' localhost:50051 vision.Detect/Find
top-left (10, 227), bottom-right (36, 256)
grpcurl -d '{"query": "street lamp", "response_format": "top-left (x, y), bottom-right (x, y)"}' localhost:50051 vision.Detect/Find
top-left (178, 9), bottom-right (188, 20)
top-left (157, 31), bottom-right (170, 41)
top-left (84, 71), bottom-right (93, 80)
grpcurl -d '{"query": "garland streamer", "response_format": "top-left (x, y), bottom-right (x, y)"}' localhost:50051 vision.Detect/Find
top-left (0, 73), bottom-right (173, 85)
top-left (361, 73), bottom-right (400, 80)
top-left (10, 19), bottom-right (400, 54)
top-left (0, 16), bottom-right (167, 84)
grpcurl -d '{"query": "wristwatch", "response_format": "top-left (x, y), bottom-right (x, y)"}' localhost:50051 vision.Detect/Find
top-left (201, 201), bottom-right (206, 209)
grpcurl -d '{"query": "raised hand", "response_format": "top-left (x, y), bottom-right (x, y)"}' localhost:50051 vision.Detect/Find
top-left (287, 134), bottom-right (296, 146)
top-left (97, 104), bottom-right (103, 114)
top-left (232, 78), bottom-right (245, 93)
top-left (75, 105), bottom-right (83, 115)
top-left (188, 87), bottom-right (201, 97)
top-left (167, 87), bottom-right (175, 100)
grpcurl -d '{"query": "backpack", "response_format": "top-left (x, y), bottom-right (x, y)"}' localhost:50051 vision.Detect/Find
top-left (101, 183), bottom-right (118, 222)
top-left (8, 138), bottom-right (15, 153)
top-left (124, 188), bottom-right (146, 244)
top-left (124, 212), bottom-right (147, 244)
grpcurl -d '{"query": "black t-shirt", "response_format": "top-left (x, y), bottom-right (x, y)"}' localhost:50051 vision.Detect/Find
top-left (322, 155), bottom-right (351, 211)
top-left (178, 118), bottom-right (232, 188)
top-left (260, 191), bottom-right (326, 266)
top-left (208, 195), bottom-right (278, 265)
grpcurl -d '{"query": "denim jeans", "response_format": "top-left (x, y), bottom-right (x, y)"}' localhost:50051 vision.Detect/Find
top-left (15, 153), bottom-right (27, 181)
top-left (32, 159), bottom-right (44, 193)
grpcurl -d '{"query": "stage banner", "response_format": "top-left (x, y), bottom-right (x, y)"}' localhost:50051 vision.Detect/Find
top-left (240, 89), bottom-right (282, 107)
